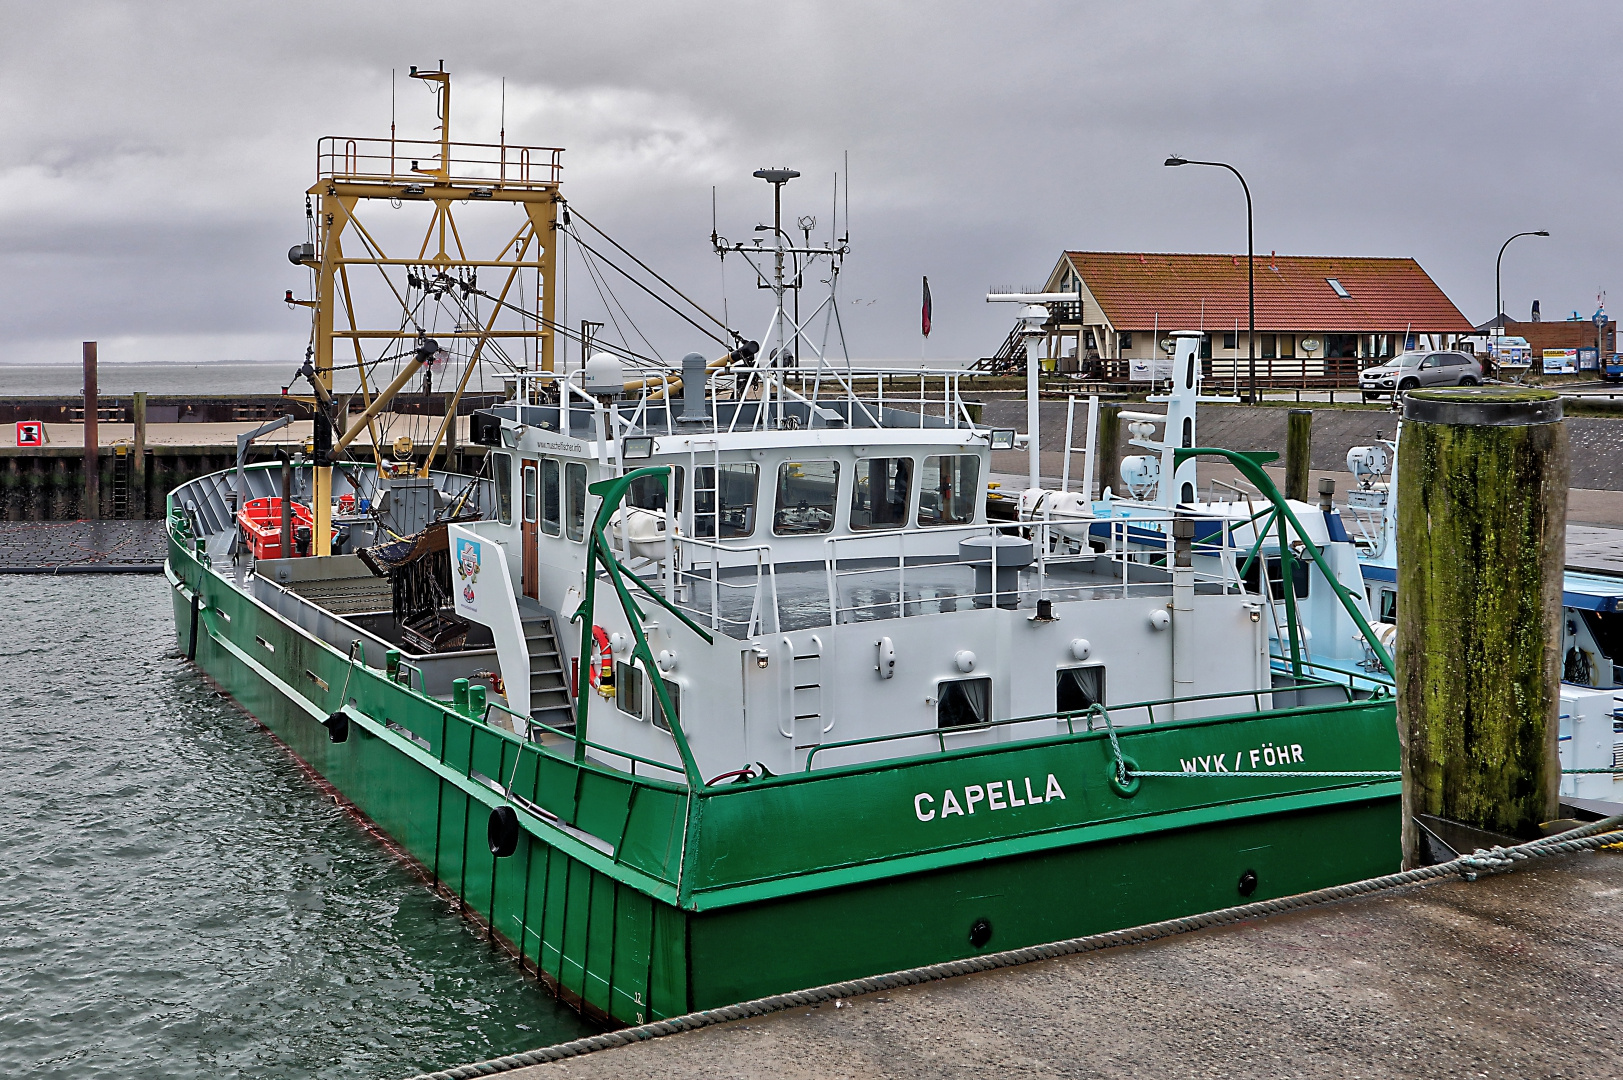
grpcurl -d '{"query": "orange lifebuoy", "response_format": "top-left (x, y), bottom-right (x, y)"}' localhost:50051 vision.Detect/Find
top-left (587, 625), bottom-right (614, 695)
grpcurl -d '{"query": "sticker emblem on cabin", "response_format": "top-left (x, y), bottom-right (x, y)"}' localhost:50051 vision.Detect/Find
top-left (913, 774), bottom-right (1066, 821)
top-left (455, 537), bottom-right (482, 614)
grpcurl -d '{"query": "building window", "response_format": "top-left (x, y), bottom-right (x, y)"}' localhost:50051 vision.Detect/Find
top-left (1325, 334), bottom-right (1359, 358)
top-left (651, 677), bottom-right (679, 732)
top-left (851, 457), bottom-right (912, 531)
top-left (937, 676), bottom-right (991, 729)
top-left (565, 462), bottom-right (588, 542)
top-left (1118, 333), bottom-right (1133, 352)
top-left (919, 455), bottom-right (979, 527)
top-left (1199, 335), bottom-right (1212, 360)
top-left (1222, 332), bottom-right (1237, 351)
top-left (694, 463), bottom-right (759, 539)
top-left (1261, 334), bottom-right (1277, 360)
top-left (615, 660), bottom-right (644, 718)
top-left (541, 459), bottom-right (561, 536)
top-left (492, 452), bottom-right (513, 525)
top-left (1326, 278), bottom-right (1351, 299)
top-left (1056, 666), bottom-right (1105, 714)
top-left (1279, 334), bottom-right (1296, 359)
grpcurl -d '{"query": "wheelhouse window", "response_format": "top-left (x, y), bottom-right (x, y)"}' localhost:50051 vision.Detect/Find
top-left (651, 677), bottom-right (679, 732)
top-left (694, 463), bottom-right (759, 539)
top-left (919, 455), bottom-right (979, 527)
top-left (1377, 588), bottom-right (1396, 625)
top-left (566, 462), bottom-right (588, 542)
top-left (492, 452), bottom-right (514, 525)
top-left (1245, 553), bottom-right (1310, 600)
top-left (937, 676), bottom-right (991, 729)
top-left (774, 461), bottom-right (839, 536)
top-left (615, 660), bottom-right (644, 719)
top-left (629, 467), bottom-right (684, 513)
top-left (523, 463), bottom-right (538, 524)
top-left (1056, 666), bottom-right (1105, 714)
top-left (540, 459), bottom-right (561, 537)
top-left (850, 457), bottom-right (912, 531)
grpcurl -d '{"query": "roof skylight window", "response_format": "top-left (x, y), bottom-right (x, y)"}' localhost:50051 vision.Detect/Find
top-left (1326, 277), bottom-right (1351, 299)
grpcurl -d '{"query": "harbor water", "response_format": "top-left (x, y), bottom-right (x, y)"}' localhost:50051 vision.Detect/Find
top-left (0, 575), bottom-right (592, 1079)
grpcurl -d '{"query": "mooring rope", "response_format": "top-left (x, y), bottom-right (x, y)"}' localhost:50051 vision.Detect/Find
top-left (400, 813), bottom-right (1623, 1080)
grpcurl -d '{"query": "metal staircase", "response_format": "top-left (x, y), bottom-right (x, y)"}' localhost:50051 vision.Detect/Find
top-left (517, 600), bottom-right (575, 734)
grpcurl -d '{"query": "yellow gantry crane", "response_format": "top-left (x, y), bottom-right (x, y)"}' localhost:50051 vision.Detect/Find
top-left (294, 62), bottom-right (563, 555)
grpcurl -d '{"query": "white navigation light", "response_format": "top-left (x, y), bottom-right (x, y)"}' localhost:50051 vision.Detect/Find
top-left (656, 650), bottom-right (678, 673)
top-left (1070, 638), bottom-right (1092, 661)
top-left (954, 650), bottom-right (977, 673)
top-left (1148, 609), bottom-right (1171, 632)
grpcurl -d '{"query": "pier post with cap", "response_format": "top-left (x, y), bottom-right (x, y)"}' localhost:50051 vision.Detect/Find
top-left (83, 341), bottom-right (99, 518)
top-left (1396, 387), bottom-right (1565, 866)
top-left (1285, 408), bottom-right (1311, 502)
top-left (1096, 404), bottom-right (1123, 498)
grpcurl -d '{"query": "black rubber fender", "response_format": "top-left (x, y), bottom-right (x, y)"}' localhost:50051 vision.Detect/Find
top-left (321, 710), bottom-right (350, 743)
top-left (489, 805), bottom-right (519, 858)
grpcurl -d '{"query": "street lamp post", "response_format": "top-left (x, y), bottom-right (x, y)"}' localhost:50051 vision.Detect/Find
top-left (1496, 230), bottom-right (1550, 335)
top-left (1166, 156), bottom-right (1255, 403)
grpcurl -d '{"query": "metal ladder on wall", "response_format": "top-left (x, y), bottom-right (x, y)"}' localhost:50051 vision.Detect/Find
top-left (788, 634), bottom-right (827, 749)
top-left (111, 444), bottom-right (132, 519)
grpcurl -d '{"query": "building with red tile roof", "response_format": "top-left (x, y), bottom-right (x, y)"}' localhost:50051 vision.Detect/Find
top-left (1023, 251), bottom-right (1473, 382)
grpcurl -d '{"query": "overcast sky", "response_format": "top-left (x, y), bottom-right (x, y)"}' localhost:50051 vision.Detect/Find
top-left (4, 1), bottom-right (1619, 370)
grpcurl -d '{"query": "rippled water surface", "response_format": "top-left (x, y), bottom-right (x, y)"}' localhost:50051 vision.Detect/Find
top-left (0, 577), bottom-right (592, 1078)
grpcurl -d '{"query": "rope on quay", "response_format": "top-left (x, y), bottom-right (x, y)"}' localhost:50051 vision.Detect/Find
top-left (402, 813), bottom-right (1623, 1080)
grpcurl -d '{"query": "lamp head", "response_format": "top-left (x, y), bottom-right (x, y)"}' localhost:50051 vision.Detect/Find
top-left (1164, 156), bottom-right (1187, 167)
top-left (1535, 230), bottom-right (1550, 236)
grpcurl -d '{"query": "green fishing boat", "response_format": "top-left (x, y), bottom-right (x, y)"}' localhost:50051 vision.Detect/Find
top-left (169, 67), bottom-right (1400, 1027)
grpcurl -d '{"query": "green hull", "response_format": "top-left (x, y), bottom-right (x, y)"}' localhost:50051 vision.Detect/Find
top-left (169, 534), bottom-right (1401, 1027)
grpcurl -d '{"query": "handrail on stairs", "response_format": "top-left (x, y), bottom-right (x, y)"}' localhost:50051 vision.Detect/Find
top-left (1174, 447), bottom-right (1395, 678)
top-left (574, 466), bottom-right (714, 789)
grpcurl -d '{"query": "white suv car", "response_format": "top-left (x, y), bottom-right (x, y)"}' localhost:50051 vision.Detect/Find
top-left (1359, 351), bottom-right (1482, 401)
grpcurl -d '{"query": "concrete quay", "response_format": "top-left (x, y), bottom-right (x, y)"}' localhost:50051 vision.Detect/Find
top-left (434, 849), bottom-right (1623, 1080)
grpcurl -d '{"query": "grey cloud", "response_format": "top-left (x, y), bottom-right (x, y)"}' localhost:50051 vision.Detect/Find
top-left (3, 0), bottom-right (1619, 365)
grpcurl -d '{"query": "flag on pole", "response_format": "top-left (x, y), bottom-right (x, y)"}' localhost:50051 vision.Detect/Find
top-left (921, 276), bottom-right (932, 338)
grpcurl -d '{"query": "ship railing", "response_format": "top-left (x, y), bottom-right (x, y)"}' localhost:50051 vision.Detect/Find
top-left (478, 699), bottom-right (686, 781)
top-left (507, 364), bottom-right (981, 441)
top-left (315, 135), bottom-right (564, 188)
top-left (667, 536), bottom-right (781, 637)
top-left (802, 677), bottom-right (1369, 772)
top-left (819, 511), bottom-right (1245, 625)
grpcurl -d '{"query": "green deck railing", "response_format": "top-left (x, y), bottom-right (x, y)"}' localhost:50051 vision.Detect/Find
top-left (1175, 447), bottom-right (1395, 679)
top-left (575, 467), bottom-right (714, 789)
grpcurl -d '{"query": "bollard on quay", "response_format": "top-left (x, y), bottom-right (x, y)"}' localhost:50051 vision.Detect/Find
top-left (1396, 387), bottom-right (1565, 866)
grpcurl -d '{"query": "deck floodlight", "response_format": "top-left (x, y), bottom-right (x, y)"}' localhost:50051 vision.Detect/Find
top-left (989, 429), bottom-right (1016, 451)
top-left (403, 184), bottom-right (426, 195)
top-left (622, 436), bottom-right (655, 460)
top-left (472, 188), bottom-right (494, 199)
